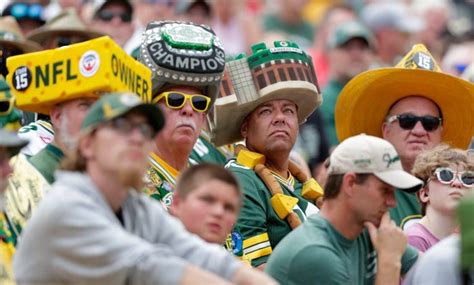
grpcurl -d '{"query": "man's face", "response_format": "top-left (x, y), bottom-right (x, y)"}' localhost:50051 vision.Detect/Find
top-left (41, 33), bottom-right (89, 50)
top-left (382, 96), bottom-right (443, 170)
top-left (52, 98), bottom-right (96, 150)
top-left (171, 179), bottom-right (240, 244)
top-left (0, 148), bottom-right (13, 193)
top-left (83, 113), bottom-right (156, 188)
top-left (241, 100), bottom-right (299, 156)
top-left (92, 3), bottom-right (134, 47)
top-left (329, 38), bottom-right (372, 83)
top-left (155, 86), bottom-right (206, 149)
top-left (134, 0), bottom-right (173, 26)
top-left (351, 174), bottom-right (396, 227)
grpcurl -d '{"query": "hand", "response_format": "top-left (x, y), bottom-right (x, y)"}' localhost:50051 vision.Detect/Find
top-left (232, 265), bottom-right (278, 285)
top-left (365, 212), bottom-right (407, 260)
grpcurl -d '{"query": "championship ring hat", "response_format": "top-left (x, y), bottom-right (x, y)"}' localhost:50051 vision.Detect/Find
top-left (138, 20), bottom-right (225, 106)
top-left (0, 129), bottom-right (28, 157)
top-left (335, 44), bottom-right (474, 149)
top-left (81, 92), bottom-right (165, 134)
top-left (209, 40), bottom-right (322, 146)
top-left (27, 8), bottom-right (104, 45)
top-left (0, 16), bottom-right (42, 53)
top-left (327, 20), bottom-right (375, 49)
top-left (328, 134), bottom-right (423, 192)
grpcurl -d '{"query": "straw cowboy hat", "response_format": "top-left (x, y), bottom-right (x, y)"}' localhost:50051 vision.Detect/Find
top-left (27, 8), bottom-right (104, 44)
top-left (335, 44), bottom-right (474, 149)
top-left (210, 40), bottom-right (322, 147)
top-left (0, 16), bottom-right (41, 53)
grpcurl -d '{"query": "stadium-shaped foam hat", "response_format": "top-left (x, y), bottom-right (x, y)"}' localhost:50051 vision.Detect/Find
top-left (335, 44), bottom-right (474, 149)
top-left (209, 40), bottom-right (322, 147)
top-left (138, 20), bottom-right (225, 107)
top-left (6, 36), bottom-right (152, 114)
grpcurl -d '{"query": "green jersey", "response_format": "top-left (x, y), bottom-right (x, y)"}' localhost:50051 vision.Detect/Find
top-left (265, 214), bottom-right (419, 285)
top-left (0, 212), bottom-right (15, 284)
top-left (144, 152), bottom-right (178, 208)
top-left (225, 159), bottom-right (319, 267)
top-left (390, 190), bottom-right (422, 230)
top-left (28, 144), bottom-right (65, 184)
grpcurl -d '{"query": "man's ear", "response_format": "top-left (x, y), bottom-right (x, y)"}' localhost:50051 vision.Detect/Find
top-left (79, 134), bottom-right (94, 160)
top-left (169, 192), bottom-right (181, 216)
top-left (49, 105), bottom-right (63, 129)
top-left (382, 122), bottom-right (390, 139)
top-left (240, 118), bottom-right (249, 138)
top-left (342, 172), bottom-right (357, 197)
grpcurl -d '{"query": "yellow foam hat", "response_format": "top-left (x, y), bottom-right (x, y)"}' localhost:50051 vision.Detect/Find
top-left (335, 44), bottom-right (474, 149)
top-left (6, 36), bottom-right (151, 114)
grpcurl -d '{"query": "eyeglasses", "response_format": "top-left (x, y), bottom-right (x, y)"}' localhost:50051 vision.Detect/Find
top-left (428, 167), bottom-right (474, 188)
top-left (6, 3), bottom-right (44, 22)
top-left (0, 97), bottom-right (14, 115)
top-left (387, 114), bottom-right (442, 132)
top-left (152, 91), bottom-right (211, 113)
top-left (105, 117), bottom-right (156, 140)
top-left (0, 45), bottom-right (22, 76)
top-left (97, 10), bottom-right (132, 23)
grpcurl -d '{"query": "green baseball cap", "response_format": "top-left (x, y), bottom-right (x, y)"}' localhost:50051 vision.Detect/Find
top-left (327, 20), bottom-right (375, 49)
top-left (81, 92), bottom-right (165, 134)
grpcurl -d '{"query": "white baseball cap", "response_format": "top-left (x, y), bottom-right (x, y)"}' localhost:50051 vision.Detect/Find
top-left (328, 134), bottom-right (423, 192)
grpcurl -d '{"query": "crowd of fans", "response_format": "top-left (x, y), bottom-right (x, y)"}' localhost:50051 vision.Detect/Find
top-left (0, 0), bottom-right (473, 284)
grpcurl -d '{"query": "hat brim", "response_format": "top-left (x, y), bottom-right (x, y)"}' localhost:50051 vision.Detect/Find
top-left (211, 81), bottom-right (322, 146)
top-left (127, 104), bottom-right (165, 134)
top-left (0, 130), bottom-right (29, 157)
top-left (335, 68), bottom-right (474, 149)
top-left (374, 170), bottom-right (423, 193)
top-left (0, 39), bottom-right (42, 54)
top-left (27, 29), bottom-right (104, 45)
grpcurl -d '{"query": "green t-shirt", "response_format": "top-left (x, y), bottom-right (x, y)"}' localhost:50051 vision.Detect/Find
top-left (319, 79), bottom-right (344, 147)
top-left (389, 190), bottom-right (422, 230)
top-left (262, 14), bottom-right (314, 50)
top-left (28, 144), bottom-right (65, 184)
top-left (265, 214), bottom-right (419, 285)
top-left (225, 159), bottom-right (319, 267)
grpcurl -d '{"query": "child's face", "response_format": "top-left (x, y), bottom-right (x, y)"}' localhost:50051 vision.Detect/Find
top-left (173, 179), bottom-right (240, 244)
top-left (420, 164), bottom-right (473, 215)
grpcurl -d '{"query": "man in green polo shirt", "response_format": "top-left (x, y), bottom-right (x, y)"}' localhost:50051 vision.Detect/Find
top-left (265, 134), bottom-right (423, 285)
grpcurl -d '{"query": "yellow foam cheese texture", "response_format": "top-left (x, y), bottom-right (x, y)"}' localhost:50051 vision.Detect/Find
top-left (271, 193), bottom-right (298, 219)
top-left (6, 36), bottom-right (151, 114)
top-left (237, 149), bottom-right (265, 169)
top-left (302, 178), bottom-right (324, 200)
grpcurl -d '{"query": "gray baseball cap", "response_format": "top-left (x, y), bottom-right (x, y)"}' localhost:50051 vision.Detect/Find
top-left (0, 129), bottom-right (28, 157)
top-left (328, 134), bottom-right (423, 192)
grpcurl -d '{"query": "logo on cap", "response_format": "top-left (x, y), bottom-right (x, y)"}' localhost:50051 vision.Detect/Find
top-left (383, 153), bottom-right (400, 168)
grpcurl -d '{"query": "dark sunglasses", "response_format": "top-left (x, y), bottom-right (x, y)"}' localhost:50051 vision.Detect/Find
top-left (105, 117), bottom-right (156, 140)
top-left (387, 113), bottom-right (442, 132)
top-left (152, 91), bottom-right (211, 113)
top-left (429, 167), bottom-right (474, 188)
top-left (0, 46), bottom-right (23, 76)
top-left (5, 3), bottom-right (44, 22)
top-left (97, 10), bottom-right (132, 23)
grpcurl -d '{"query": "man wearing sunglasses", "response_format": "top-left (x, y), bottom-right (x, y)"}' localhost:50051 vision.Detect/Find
top-left (138, 21), bottom-right (227, 207)
top-left (335, 44), bottom-right (474, 229)
top-left (90, 0), bottom-right (135, 51)
top-left (13, 93), bottom-right (276, 285)
top-left (210, 41), bottom-right (323, 268)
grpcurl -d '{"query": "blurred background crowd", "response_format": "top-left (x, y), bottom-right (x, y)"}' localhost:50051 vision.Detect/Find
top-left (0, 0), bottom-right (473, 176)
